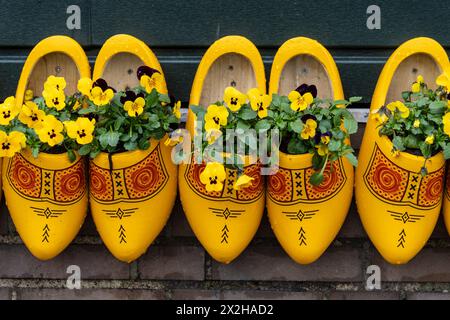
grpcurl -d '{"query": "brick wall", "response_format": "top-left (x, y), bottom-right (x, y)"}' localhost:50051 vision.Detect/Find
top-left (1, 125), bottom-right (450, 300)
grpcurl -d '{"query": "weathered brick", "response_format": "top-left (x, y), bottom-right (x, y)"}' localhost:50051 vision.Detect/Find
top-left (0, 288), bottom-right (11, 300)
top-left (370, 247), bottom-right (450, 282)
top-left (171, 289), bottom-right (220, 300)
top-left (169, 201), bottom-right (195, 237)
top-left (0, 200), bottom-right (9, 236)
top-left (221, 290), bottom-right (321, 300)
top-left (17, 288), bottom-right (166, 300)
top-left (407, 292), bottom-right (450, 300)
top-left (430, 216), bottom-right (449, 239)
top-left (0, 244), bottom-right (129, 279)
top-left (327, 291), bottom-right (400, 300)
top-left (337, 202), bottom-right (366, 238)
top-left (255, 214), bottom-right (275, 239)
top-left (78, 214), bottom-right (99, 236)
top-left (211, 245), bottom-right (362, 281)
top-left (139, 245), bottom-right (204, 280)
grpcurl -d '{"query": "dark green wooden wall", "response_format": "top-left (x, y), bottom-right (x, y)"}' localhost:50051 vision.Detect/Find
top-left (0, 0), bottom-right (449, 104)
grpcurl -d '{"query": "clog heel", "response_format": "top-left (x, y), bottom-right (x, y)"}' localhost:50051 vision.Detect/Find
top-left (179, 36), bottom-right (266, 264)
top-left (355, 37), bottom-right (449, 264)
top-left (2, 35), bottom-right (90, 260)
top-left (90, 34), bottom-right (178, 263)
top-left (267, 37), bottom-right (353, 264)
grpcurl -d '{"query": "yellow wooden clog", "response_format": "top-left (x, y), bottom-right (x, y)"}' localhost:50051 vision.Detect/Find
top-left (355, 38), bottom-right (449, 264)
top-left (267, 37), bottom-right (353, 264)
top-left (91, 34), bottom-right (177, 263)
top-left (179, 36), bottom-right (266, 264)
top-left (2, 35), bottom-right (90, 260)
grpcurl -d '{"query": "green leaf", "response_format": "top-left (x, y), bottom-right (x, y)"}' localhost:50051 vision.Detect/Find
top-left (343, 118), bottom-right (358, 134)
top-left (287, 138), bottom-right (308, 154)
top-left (124, 141), bottom-right (138, 151)
top-left (392, 136), bottom-right (405, 151)
top-left (444, 143), bottom-right (450, 159)
top-left (138, 139), bottom-right (150, 150)
top-left (255, 119), bottom-right (271, 131)
top-left (429, 100), bottom-right (447, 115)
top-left (78, 105), bottom-right (96, 115)
top-left (67, 149), bottom-right (76, 163)
top-left (114, 117), bottom-right (125, 131)
top-left (158, 93), bottom-right (171, 103)
top-left (328, 139), bottom-right (342, 152)
top-left (310, 172), bottom-right (324, 186)
top-left (345, 153), bottom-right (358, 167)
top-left (236, 120), bottom-right (250, 130)
top-left (78, 144), bottom-right (91, 156)
top-left (289, 119), bottom-right (304, 133)
top-left (238, 107), bottom-right (257, 120)
top-left (349, 96), bottom-right (362, 103)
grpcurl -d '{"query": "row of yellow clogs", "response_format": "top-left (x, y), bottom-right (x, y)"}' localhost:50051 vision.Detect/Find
top-left (2, 34), bottom-right (449, 266)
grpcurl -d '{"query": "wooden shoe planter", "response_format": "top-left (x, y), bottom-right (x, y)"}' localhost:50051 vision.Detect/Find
top-left (355, 38), bottom-right (449, 264)
top-left (90, 34), bottom-right (177, 263)
top-left (266, 37), bottom-right (354, 264)
top-left (178, 36), bottom-right (266, 264)
top-left (2, 36), bottom-right (90, 260)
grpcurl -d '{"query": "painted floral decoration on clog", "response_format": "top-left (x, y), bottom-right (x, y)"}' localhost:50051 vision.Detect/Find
top-left (372, 74), bottom-right (450, 175)
top-left (0, 75), bottom-right (97, 161)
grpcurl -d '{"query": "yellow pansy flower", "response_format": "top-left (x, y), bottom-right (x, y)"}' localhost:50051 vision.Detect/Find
top-left (233, 174), bottom-right (254, 191)
top-left (224, 87), bottom-right (247, 112)
top-left (35, 115), bottom-right (64, 146)
top-left (396, 102), bottom-right (410, 118)
top-left (18, 101), bottom-right (46, 129)
top-left (413, 119), bottom-right (420, 128)
top-left (91, 86), bottom-right (114, 106)
top-left (64, 117), bottom-right (95, 145)
top-left (425, 135), bottom-right (434, 145)
top-left (199, 162), bottom-right (226, 192)
top-left (288, 90), bottom-right (313, 111)
top-left (206, 129), bottom-right (222, 145)
top-left (43, 86), bottom-right (66, 110)
top-left (437, 73), bottom-right (450, 91)
top-left (0, 96), bottom-right (20, 125)
top-left (371, 110), bottom-right (388, 124)
top-left (173, 101), bottom-right (181, 119)
top-left (24, 89), bottom-right (34, 101)
top-left (77, 78), bottom-right (93, 98)
top-left (411, 75), bottom-right (424, 93)
top-left (123, 97), bottom-right (145, 117)
top-left (140, 73), bottom-right (164, 94)
top-left (204, 104), bottom-right (229, 131)
top-left (164, 135), bottom-right (184, 147)
top-left (316, 144), bottom-right (329, 156)
top-left (0, 131), bottom-right (26, 157)
top-left (44, 75), bottom-right (66, 92)
top-left (321, 135), bottom-right (331, 145)
top-left (247, 88), bottom-right (271, 118)
top-left (300, 119), bottom-right (317, 140)
top-left (386, 102), bottom-right (397, 112)
top-left (443, 113), bottom-right (450, 137)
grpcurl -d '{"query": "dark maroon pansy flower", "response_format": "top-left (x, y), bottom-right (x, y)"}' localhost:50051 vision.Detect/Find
top-left (93, 78), bottom-right (116, 93)
top-left (120, 91), bottom-right (144, 104)
top-left (314, 132), bottom-right (321, 144)
top-left (301, 114), bottom-right (317, 122)
top-left (137, 66), bottom-right (161, 80)
top-left (295, 83), bottom-right (317, 98)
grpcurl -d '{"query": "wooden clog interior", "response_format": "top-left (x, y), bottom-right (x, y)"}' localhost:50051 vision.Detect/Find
top-left (27, 53), bottom-right (79, 95)
top-left (200, 53), bottom-right (256, 106)
top-left (386, 53), bottom-right (440, 103)
top-left (100, 53), bottom-right (144, 91)
top-left (278, 55), bottom-right (333, 99)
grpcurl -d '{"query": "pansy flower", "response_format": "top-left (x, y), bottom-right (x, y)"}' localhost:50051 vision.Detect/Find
top-left (0, 131), bottom-right (26, 157)
top-left (43, 86), bottom-right (66, 110)
top-left (24, 89), bottom-right (34, 102)
top-left (137, 66), bottom-right (164, 94)
top-left (199, 162), bottom-right (226, 192)
top-left (295, 83), bottom-right (318, 98)
top-left (121, 91), bottom-right (145, 117)
top-left (288, 89), bottom-right (314, 111)
top-left (233, 174), bottom-right (254, 191)
top-left (247, 88), bottom-right (271, 118)
top-left (44, 75), bottom-right (66, 92)
top-left (173, 101), bottom-right (182, 119)
top-left (0, 96), bottom-right (20, 125)
top-left (204, 104), bottom-right (229, 131)
top-left (443, 112), bottom-right (450, 137)
top-left (411, 75), bottom-right (424, 93)
top-left (300, 118), bottom-right (317, 140)
top-left (437, 73), bottom-right (450, 92)
top-left (64, 117), bottom-right (96, 145)
top-left (224, 87), bottom-right (247, 112)
top-left (35, 115), bottom-right (64, 146)
top-left (18, 101), bottom-right (46, 129)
